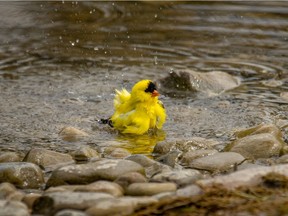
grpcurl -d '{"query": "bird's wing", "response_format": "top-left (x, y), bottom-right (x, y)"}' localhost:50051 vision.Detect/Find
top-left (114, 88), bottom-right (131, 110)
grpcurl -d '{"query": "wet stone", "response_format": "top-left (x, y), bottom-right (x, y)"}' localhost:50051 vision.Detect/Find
top-left (59, 126), bottom-right (88, 142)
top-left (46, 181), bottom-right (124, 197)
top-left (156, 150), bottom-right (182, 168)
top-left (23, 148), bottom-right (74, 169)
top-left (125, 182), bottom-right (177, 196)
top-left (180, 149), bottom-right (218, 166)
top-left (0, 200), bottom-right (30, 216)
top-left (106, 148), bottom-right (131, 159)
top-left (0, 162), bottom-right (44, 189)
top-left (151, 169), bottom-right (203, 187)
top-left (0, 152), bottom-right (21, 163)
top-left (229, 133), bottom-right (284, 159)
top-left (197, 164), bottom-right (288, 190)
top-left (145, 162), bottom-right (173, 179)
top-left (22, 193), bottom-right (42, 210)
top-left (46, 159), bottom-right (144, 187)
top-left (33, 192), bottom-right (114, 214)
top-left (114, 172), bottom-right (147, 189)
top-left (125, 154), bottom-right (156, 167)
top-left (86, 198), bottom-right (134, 216)
top-left (176, 184), bottom-right (203, 198)
top-left (276, 154), bottom-right (288, 164)
top-left (71, 146), bottom-right (101, 162)
top-left (0, 182), bottom-right (25, 201)
top-left (55, 209), bottom-right (88, 216)
top-left (189, 152), bottom-right (246, 173)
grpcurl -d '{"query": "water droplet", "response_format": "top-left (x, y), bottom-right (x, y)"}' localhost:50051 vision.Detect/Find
top-left (94, 47), bottom-right (99, 51)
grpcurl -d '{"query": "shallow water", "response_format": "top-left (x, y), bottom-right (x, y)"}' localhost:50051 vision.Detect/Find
top-left (0, 2), bottom-right (287, 155)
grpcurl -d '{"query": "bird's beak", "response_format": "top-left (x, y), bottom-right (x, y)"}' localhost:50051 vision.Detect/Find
top-left (152, 90), bottom-right (160, 97)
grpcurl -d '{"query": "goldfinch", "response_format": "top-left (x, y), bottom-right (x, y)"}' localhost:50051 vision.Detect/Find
top-left (101, 80), bottom-right (166, 135)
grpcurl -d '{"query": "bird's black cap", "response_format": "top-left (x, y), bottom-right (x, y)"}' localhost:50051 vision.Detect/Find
top-left (145, 81), bottom-right (157, 93)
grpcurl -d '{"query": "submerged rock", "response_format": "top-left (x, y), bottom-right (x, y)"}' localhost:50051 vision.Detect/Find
top-left (23, 148), bottom-right (74, 169)
top-left (46, 159), bottom-right (144, 187)
top-left (157, 70), bottom-right (241, 97)
top-left (59, 126), bottom-right (88, 142)
top-left (0, 162), bottom-right (44, 189)
top-left (189, 152), bottom-right (246, 173)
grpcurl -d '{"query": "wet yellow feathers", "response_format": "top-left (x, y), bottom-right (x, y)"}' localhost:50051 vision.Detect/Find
top-left (110, 80), bottom-right (166, 135)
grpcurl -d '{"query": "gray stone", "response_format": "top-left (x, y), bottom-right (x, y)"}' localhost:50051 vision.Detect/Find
top-left (189, 152), bottom-right (246, 173)
top-left (23, 148), bottom-right (74, 169)
top-left (125, 154), bottom-right (156, 167)
top-left (145, 162), bottom-right (173, 179)
top-left (46, 159), bottom-right (144, 187)
top-left (229, 133), bottom-right (284, 159)
top-left (71, 146), bottom-right (101, 162)
top-left (157, 70), bottom-right (241, 97)
top-left (176, 184), bottom-right (203, 198)
top-left (197, 164), bottom-right (288, 190)
top-left (0, 152), bottom-right (21, 163)
top-left (277, 154), bottom-right (288, 164)
top-left (0, 200), bottom-right (30, 216)
top-left (0, 182), bottom-right (25, 201)
top-left (59, 126), bottom-right (88, 142)
top-left (85, 198), bottom-right (134, 216)
top-left (151, 169), bottom-right (203, 187)
top-left (55, 209), bottom-right (88, 216)
top-left (0, 162), bottom-right (44, 189)
top-left (114, 172), bottom-right (147, 189)
top-left (22, 193), bottom-right (42, 210)
top-left (156, 150), bottom-right (182, 167)
top-left (126, 182), bottom-right (177, 196)
top-left (106, 148), bottom-right (131, 159)
top-left (33, 192), bottom-right (113, 214)
top-left (180, 149), bottom-right (218, 166)
top-left (46, 181), bottom-right (124, 197)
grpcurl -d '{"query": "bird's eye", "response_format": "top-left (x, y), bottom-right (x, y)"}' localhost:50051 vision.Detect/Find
top-left (145, 82), bottom-right (156, 93)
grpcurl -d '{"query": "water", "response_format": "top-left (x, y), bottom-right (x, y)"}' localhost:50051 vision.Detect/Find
top-left (0, 2), bottom-right (287, 155)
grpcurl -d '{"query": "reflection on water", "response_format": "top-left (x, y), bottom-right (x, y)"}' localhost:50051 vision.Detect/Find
top-left (0, 2), bottom-right (287, 154)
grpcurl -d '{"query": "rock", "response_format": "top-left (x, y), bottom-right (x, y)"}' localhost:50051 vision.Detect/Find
top-left (33, 192), bottom-right (114, 214)
top-left (46, 159), bottom-right (144, 187)
top-left (0, 200), bottom-right (30, 216)
top-left (86, 198), bottom-right (134, 216)
top-left (234, 123), bottom-right (282, 139)
top-left (22, 193), bottom-right (42, 210)
top-left (126, 182), bottom-right (177, 196)
top-left (189, 152), bottom-right (246, 173)
top-left (151, 169), bottom-right (203, 187)
top-left (0, 162), bottom-right (44, 189)
top-left (280, 92), bottom-right (288, 101)
top-left (59, 126), bottom-right (88, 142)
top-left (55, 209), bottom-right (88, 216)
top-left (105, 148), bottom-right (131, 159)
top-left (176, 184), bottom-right (203, 198)
top-left (277, 154), bottom-right (288, 164)
top-left (157, 70), bottom-right (241, 97)
top-left (229, 133), bottom-right (284, 159)
top-left (114, 172), bottom-right (147, 189)
top-left (145, 162), bottom-right (173, 179)
top-left (71, 146), bottom-right (101, 162)
top-left (0, 152), bottom-right (21, 162)
top-left (125, 154), bottom-right (156, 167)
top-left (156, 150), bottom-right (182, 168)
top-left (121, 196), bottom-right (158, 209)
top-left (197, 164), bottom-right (288, 190)
top-left (153, 137), bottom-right (219, 155)
top-left (46, 181), bottom-right (124, 197)
top-left (179, 149), bottom-right (218, 166)
top-left (23, 148), bottom-right (74, 169)
top-left (0, 182), bottom-right (25, 201)
top-left (261, 79), bottom-right (283, 87)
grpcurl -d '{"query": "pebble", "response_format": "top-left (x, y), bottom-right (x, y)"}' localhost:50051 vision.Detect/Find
top-left (46, 181), bottom-right (124, 197)
top-left (114, 172), bottom-right (147, 189)
top-left (151, 169), bottom-right (203, 187)
top-left (33, 192), bottom-right (114, 214)
top-left (229, 133), bottom-right (284, 159)
top-left (189, 152), bottom-right (246, 173)
top-left (180, 149), bottom-right (218, 166)
top-left (0, 200), bottom-right (30, 216)
top-left (125, 154), bottom-right (156, 167)
top-left (106, 148), bottom-right (131, 159)
top-left (71, 146), bottom-right (101, 162)
top-left (0, 182), bottom-right (25, 201)
top-left (55, 209), bottom-right (88, 216)
top-left (125, 182), bottom-right (177, 196)
top-left (46, 159), bottom-right (144, 187)
top-left (235, 123), bottom-right (282, 139)
top-left (176, 184), bottom-right (203, 198)
top-left (197, 163), bottom-right (288, 190)
top-left (0, 162), bottom-right (44, 189)
top-left (156, 150), bottom-right (182, 167)
top-left (23, 148), bottom-right (74, 169)
top-left (0, 152), bottom-right (21, 162)
top-left (59, 126), bottom-right (88, 142)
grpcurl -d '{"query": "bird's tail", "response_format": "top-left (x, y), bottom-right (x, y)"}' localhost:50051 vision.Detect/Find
top-left (98, 118), bottom-right (113, 127)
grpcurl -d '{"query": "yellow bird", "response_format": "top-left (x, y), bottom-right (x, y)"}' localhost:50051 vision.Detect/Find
top-left (100, 80), bottom-right (166, 135)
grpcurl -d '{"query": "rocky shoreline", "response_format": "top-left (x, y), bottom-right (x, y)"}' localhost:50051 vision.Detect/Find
top-left (1, 123), bottom-right (288, 215)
